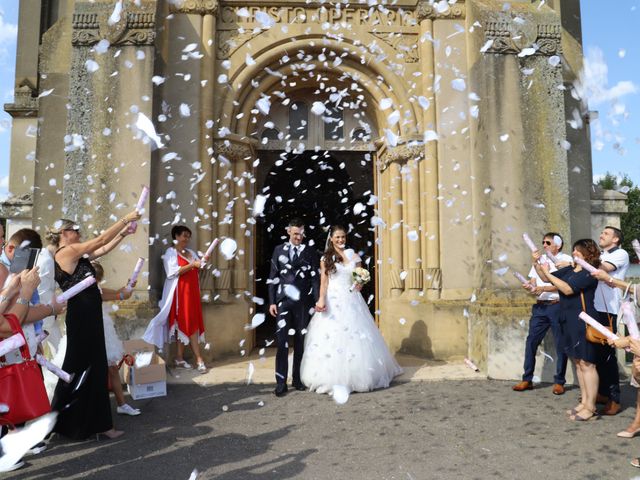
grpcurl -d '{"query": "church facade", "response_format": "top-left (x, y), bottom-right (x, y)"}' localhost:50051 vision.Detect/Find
top-left (3, 0), bottom-right (597, 377)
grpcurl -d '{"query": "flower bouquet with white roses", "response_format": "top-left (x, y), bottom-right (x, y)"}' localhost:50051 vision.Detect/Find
top-left (349, 267), bottom-right (371, 292)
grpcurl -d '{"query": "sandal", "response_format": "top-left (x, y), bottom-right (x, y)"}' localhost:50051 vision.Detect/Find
top-left (570, 411), bottom-right (599, 422)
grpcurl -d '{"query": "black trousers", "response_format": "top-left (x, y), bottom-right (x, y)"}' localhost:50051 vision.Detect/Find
top-left (275, 300), bottom-right (310, 386)
top-left (596, 311), bottom-right (620, 403)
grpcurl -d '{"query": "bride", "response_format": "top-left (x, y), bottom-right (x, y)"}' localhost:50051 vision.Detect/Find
top-left (300, 225), bottom-right (403, 395)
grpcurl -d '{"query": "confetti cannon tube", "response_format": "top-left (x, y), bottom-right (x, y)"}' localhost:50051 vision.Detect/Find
top-left (203, 238), bottom-right (219, 261)
top-left (573, 257), bottom-right (597, 273)
top-left (36, 354), bottom-right (73, 383)
top-left (579, 312), bottom-right (619, 341)
top-left (125, 257), bottom-right (145, 292)
top-left (0, 334), bottom-right (26, 357)
top-left (56, 276), bottom-right (96, 304)
top-left (522, 233), bottom-right (537, 252)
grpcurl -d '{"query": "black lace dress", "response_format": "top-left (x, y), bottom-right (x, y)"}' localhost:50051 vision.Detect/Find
top-left (51, 251), bottom-right (112, 439)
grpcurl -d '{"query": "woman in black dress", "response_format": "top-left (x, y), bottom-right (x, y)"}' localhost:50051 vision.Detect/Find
top-left (534, 239), bottom-right (603, 421)
top-left (49, 211), bottom-right (140, 440)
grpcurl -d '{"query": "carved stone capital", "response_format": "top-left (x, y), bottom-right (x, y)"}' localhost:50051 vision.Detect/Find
top-left (169, 0), bottom-right (219, 16)
top-left (4, 85), bottom-right (38, 118)
top-left (416, 1), bottom-right (465, 21)
top-left (0, 193), bottom-right (34, 219)
top-left (424, 268), bottom-right (442, 290)
top-left (483, 22), bottom-right (562, 56)
top-left (380, 144), bottom-right (424, 170)
top-left (72, 5), bottom-right (155, 46)
top-left (213, 137), bottom-right (256, 162)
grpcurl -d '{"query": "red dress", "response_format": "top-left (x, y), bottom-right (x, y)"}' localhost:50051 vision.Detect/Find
top-left (168, 253), bottom-right (205, 343)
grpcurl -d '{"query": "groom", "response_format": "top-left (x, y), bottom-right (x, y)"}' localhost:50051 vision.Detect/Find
top-left (268, 218), bottom-right (320, 397)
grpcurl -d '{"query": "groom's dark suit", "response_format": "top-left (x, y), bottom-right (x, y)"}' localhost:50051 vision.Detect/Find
top-left (268, 242), bottom-right (320, 387)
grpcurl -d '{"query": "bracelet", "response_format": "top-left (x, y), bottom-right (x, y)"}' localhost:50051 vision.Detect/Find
top-left (49, 304), bottom-right (56, 316)
top-left (119, 291), bottom-right (125, 301)
top-left (0, 295), bottom-right (8, 303)
top-left (119, 232), bottom-right (127, 238)
top-left (120, 218), bottom-right (129, 226)
top-left (16, 297), bottom-right (30, 306)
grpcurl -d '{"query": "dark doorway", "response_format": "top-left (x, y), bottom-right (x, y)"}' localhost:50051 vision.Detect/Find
top-left (254, 150), bottom-right (376, 346)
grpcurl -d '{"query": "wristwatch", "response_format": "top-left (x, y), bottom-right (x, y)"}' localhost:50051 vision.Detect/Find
top-left (16, 297), bottom-right (30, 305)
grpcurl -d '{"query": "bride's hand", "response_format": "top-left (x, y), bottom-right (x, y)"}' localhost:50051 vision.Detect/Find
top-left (355, 284), bottom-right (363, 291)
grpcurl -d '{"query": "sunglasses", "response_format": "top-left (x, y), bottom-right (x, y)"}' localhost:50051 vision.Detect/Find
top-left (63, 228), bottom-right (80, 234)
top-left (542, 240), bottom-right (552, 246)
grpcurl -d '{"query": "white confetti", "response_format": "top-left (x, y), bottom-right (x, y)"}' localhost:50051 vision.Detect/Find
top-left (247, 362), bottom-right (255, 384)
top-left (399, 318), bottom-right (406, 325)
top-left (107, 0), bottom-right (123, 26)
top-left (284, 284), bottom-right (301, 301)
top-left (407, 230), bottom-right (419, 241)
top-left (311, 101), bottom-right (326, 115)
top-left (500, 134), bottom-right (509, 142)
top-left (179, 103), bottom-right (191, 117)
top-left (220, 238), bottom-right (238, 260)
top-left (548, 55), bottom-right (561, 67)
top-left (255, 10), bottom-right (276, 28)
top-left (384, 129), bottom-right (399, 147)
top-left (135, 112), bottom-right (164, 149)
top-left (379, 98), bottom-right (393, 110)
top-left (451, 78), bottom-right (466, 91)
top-left (480, 39), bottom-right (494, 53)
top-left (95, 39), bottom-right (110, 54)
top-left (417, 96), bottom-right (430, 110)
top-left (387, 110), bottom-right (400, 126)
top-left (85, 59), bottom-right (99, 73)
top-left (253, 194), bottom-right (269, 216)
top-left (256, 97), bottom-right (271, 115)
top-left (424, 130), bottom-right (438, 143)
top-left (332, 385), bottom-right (350, 405)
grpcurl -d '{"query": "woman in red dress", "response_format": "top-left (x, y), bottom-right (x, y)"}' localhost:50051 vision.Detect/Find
top-left (145, 225), bottom-right (206, 372)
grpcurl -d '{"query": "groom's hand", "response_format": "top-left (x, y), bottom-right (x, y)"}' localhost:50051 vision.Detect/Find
top-left (269, 304), bottom-right (278, 317)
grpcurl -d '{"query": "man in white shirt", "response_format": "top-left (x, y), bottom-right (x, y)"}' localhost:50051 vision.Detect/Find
top-left (513, 232), bottom-right (573, 395)
top-left (594, 226), bottom-right (629, 415)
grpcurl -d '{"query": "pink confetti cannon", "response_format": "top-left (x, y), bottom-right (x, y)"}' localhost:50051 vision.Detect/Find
top-left (522, 233), bottom-right (537, 252)
top-left (621, 302), bottom-right (640, 340)
top-left (203, 238), bottom-right (219, 262)
top-left (125, 257), bottom-right (145, 292)
top-left (579, 312), bottom-right (619, 341)
top-left (35, 330), bottom-right (49, 345)
top-left (0, 333), bottom-right (26, 357)
top-left (512, 271), bottom-right (533, 291)
top-left (464, 358), bottom-right (480, 372)
top-left (56, 276), bottom-right (96, 304)
top-left (135, 185), bottom-right (150, 213)
top-left (632, 239), bottom-right (640, 261)
top-left (544, 251), bottom-right (559, 265)
top-left (573, 256), bottom-right (596, 273)
top-left (36, 354), bottom-right (73, 383)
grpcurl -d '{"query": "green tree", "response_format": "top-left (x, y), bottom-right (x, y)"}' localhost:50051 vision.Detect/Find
top-left (597, 172), bottom-right (640, 261)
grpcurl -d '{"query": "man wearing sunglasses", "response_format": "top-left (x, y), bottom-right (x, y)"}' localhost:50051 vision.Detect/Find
top-left (513, 232), bottom-right (573, 394)
top-left (593, 226), bottom-right (629, 415)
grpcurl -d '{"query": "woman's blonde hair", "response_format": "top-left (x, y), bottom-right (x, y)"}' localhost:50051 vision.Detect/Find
top-left (45, 219), bottom-right (78, 247)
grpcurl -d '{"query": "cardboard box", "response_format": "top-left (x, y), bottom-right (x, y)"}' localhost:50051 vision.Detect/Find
top-left (122, 340), bottom-right (167, 400)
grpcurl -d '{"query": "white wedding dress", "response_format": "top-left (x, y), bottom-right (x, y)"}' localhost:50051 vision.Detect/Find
top-left (300, 254), bottom-right (403, 394)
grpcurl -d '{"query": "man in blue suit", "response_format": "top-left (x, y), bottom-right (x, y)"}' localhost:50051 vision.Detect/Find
top-left (268, 218), bottom-right (320, 397)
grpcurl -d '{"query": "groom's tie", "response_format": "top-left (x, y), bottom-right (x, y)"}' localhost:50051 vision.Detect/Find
top-left (292, 246), bottom-right (299, 262)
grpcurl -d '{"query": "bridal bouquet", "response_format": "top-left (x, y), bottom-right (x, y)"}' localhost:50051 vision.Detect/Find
top-left (349, 267), bottom-right (371, 292)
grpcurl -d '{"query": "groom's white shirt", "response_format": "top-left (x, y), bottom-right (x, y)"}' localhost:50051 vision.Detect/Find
top-left (287, 242), bottom-right (306, 261)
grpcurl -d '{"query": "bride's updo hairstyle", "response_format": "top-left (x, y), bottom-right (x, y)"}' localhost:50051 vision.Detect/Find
top-left (323, 224), bottom-right (347, 275)
top-left (45, 219), bottom-right (78, 248)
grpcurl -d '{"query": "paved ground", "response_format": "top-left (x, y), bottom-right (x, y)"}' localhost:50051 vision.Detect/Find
top-left (8, 356), bottom-right (640, 480)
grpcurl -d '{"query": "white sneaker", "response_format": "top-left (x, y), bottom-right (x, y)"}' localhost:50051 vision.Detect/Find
top-left (26, 442), bottom-right (47, 455)
top-left (196, 362), bottom-right (207, 373)
top-left (117, 404), bottom-right (141, 416)
top-left (0, 460), bottom-right (24, 473)
top-left (174, 359), bottom-right (192, 369)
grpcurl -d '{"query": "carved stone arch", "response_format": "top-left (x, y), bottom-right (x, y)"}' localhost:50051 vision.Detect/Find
top-left (219, 36), bottom-right (419, 141)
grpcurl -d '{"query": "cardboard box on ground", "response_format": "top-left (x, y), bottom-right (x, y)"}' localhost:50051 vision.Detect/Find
top-left (122, 340), bottom-right (167, 400)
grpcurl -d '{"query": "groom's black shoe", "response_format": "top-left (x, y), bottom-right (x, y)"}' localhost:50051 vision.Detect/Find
top-left (274, 384), bottom-right (288, 397)
top-left (293, 382), bottom-right (306, 391)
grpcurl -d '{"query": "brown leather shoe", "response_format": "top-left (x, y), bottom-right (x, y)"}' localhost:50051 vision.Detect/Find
top-left (512, 381), bottom-right (533, 391)
top-left (552, 384), bottom-right (565, 395)
top-left (596, 394), bottom-right (609, 405)
top-left (599, 400), bottom-right (621, 416)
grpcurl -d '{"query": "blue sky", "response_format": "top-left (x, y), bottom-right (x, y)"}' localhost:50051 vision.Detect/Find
top-left (0, 2), bottom-right (639, 200)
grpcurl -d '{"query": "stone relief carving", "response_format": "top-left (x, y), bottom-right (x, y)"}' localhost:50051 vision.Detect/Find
top-left (371, 32), bottom-right (419, 63)
top-left (168, 0), bottom-right (218, 16)
top-left (4, 84), bottom-right (38, 117)
top-left (483, 22), bottom-right (562, 56)
top-left (216, 30), bottom-right (262, 60)
top-left (213, 139), bottom-right (255, 162)
top-left (380, 144), bottom-right (424, 170)
top-left (415, 1), bottom-right (466, 21)
top-left (72, 10), bottom-right (155, 46)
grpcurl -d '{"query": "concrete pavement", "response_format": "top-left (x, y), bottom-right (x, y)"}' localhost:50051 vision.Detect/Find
top-left (8, 354), bottom-right (640, 479)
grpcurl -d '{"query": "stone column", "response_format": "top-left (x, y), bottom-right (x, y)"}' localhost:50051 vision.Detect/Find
top-left (65, 1), bottom-right (156, 293)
